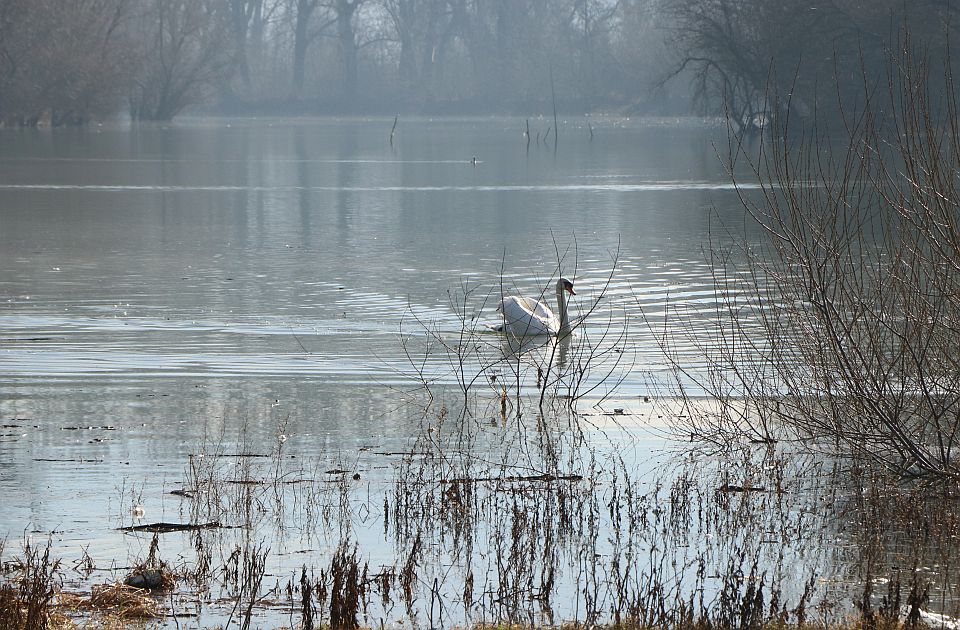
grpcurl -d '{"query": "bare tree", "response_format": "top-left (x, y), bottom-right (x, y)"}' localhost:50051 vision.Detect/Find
top-left (664, 0), bottom-right (960, 130)
top-left (0, 0), bottom-right (136, 125)
top-left (290, 0), bottom-right (335, 96)
top-left (381, 0), bottom-right (454, 104)
top-left (327, 0), bottom-right (365, 101)
top-left (665, 0), bottom-right (804, 129)
top-left (611, 0), bottom-right (676, 112)
top-left (228, 0), bottom-right (262, 87)
top-left (130, 0), bottom-right (236, 121)
top-left (567, 0), bottom-right (619, 109)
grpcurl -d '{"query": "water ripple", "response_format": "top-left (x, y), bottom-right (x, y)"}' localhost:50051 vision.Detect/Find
top-left (0, 181), bottom-right (760, 193)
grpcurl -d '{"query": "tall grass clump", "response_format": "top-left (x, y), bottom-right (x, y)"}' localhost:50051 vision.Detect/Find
top-left (663, 39), bottom-right (960, 478)
top-left (0, 538), bottom-right (63, 630)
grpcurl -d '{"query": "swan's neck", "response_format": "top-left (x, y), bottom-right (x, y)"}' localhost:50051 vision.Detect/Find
top-left (556, 286), bottom-right (570, 333)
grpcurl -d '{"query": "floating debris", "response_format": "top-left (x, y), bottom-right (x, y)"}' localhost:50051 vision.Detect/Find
top-left (717, 483), bottom-right (768, 493)
top-left (118, 521), bottom-right (223, 533)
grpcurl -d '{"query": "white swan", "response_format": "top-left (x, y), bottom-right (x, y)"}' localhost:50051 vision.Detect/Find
top-left (495, 278), bottom-right (575, 337)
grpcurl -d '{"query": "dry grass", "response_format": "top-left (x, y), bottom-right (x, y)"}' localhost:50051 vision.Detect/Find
top-left (87, 583), bottom-right (161, 619)
top-left (0, 538), bottom-right (64, 630)
top-left (0, 585), bottom-right (76, 629)
top-left (60, 583), bottom-right (162, 620)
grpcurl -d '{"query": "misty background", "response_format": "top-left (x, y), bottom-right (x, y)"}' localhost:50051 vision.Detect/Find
top-left (0, 0), bottom-right (955, 126)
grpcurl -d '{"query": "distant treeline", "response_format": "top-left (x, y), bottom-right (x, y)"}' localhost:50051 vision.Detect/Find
top-left (667, 0), bottom-right (959, 132)
top-left (0, 0), bottom-right (954, 125)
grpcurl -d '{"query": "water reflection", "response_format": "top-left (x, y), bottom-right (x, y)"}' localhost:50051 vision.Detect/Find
top-left (499, 331), bottom-right (563, 359)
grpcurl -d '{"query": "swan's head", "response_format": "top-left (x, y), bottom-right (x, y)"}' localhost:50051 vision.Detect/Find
top-left (557, 278), bottom-right (576, 295)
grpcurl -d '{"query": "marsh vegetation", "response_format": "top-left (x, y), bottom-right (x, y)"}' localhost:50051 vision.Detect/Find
top-left (4, 403), bottom-right (960, 628)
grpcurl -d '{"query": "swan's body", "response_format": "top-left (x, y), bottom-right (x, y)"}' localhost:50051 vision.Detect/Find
top-left (496, 278), bottom-right (575, 337)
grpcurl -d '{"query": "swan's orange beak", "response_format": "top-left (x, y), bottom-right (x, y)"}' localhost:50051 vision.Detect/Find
top-left (567, 286), bottom-right (576, 295)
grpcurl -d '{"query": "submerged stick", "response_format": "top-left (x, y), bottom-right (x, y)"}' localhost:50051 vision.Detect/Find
top-left (440, 473), bottom-right (583, 484)
top-left (390, 114), bottom-right (398, 147)
top-left (550, 66), bottom-right (558, 147)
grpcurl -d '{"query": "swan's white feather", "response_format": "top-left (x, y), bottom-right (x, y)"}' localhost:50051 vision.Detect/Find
top-left (497, 295), bottom-right (560, 336)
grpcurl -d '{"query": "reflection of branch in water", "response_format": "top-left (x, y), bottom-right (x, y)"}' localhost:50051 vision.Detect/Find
top-left (499, 332), bottom-right (554, 357)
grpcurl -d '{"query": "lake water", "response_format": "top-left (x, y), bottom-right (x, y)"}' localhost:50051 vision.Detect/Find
top-left (0, 117), bottom-right (918, 628)
top-left (0, 116), bottom-right (752, 455)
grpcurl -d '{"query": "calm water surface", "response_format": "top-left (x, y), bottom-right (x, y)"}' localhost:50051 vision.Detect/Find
top-left (0, 116), bottom-right (751, 433)
top-left (0, 117), bottom-right (803, 626)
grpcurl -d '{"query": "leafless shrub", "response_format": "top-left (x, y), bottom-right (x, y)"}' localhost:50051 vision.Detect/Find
top-left (0, 538), bottom-right (61, 630)
top-left (662, 39), bottom-right (960, 478)
top-left (323, 541), bottom-right (368, 630)
top-left (223, 537), bottom-right (270, 630)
